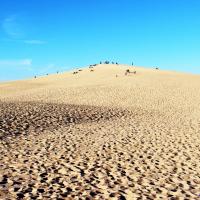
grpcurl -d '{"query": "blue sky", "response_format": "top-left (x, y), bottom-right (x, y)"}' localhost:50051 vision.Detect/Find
top-left (0, 0), bottom-right (200, 81)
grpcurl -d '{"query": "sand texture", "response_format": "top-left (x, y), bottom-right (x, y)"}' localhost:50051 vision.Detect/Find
top-left (0, 64), bottom-right (200, 199)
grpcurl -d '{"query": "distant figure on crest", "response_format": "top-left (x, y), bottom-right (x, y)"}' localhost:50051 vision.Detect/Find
top-left (125, 69), bottom-right (130, 76)
top-left (125, 69), bottom-right (136, 76)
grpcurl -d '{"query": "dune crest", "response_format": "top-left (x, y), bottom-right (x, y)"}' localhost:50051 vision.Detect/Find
top-left (0, 64), bottom-right (200, 199)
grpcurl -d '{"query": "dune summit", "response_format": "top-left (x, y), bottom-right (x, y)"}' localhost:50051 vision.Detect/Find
top-left (0, 64), bottom-right (200, 199)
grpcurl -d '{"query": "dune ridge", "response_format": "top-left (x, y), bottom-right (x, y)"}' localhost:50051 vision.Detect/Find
top-left (0, 64), bottom-right (200, 199)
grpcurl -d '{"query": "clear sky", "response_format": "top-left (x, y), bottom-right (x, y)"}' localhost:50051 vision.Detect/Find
top-left (0, 0), bottom-right (200, 81)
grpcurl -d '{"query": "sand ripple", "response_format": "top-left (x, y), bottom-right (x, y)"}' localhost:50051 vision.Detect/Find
top-left (0, 102), bottom-right (200, 199)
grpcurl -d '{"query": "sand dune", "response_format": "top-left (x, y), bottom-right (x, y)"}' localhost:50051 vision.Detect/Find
top-left (0, 64), bottom-right (200, 199)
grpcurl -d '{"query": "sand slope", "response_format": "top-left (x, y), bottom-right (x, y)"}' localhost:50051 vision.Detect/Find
top-left (0, 64), bottom-right (200, 199)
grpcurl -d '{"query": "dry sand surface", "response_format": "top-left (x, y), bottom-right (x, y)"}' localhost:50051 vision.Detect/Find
top-left (0, 64), bottom-right (200, 199)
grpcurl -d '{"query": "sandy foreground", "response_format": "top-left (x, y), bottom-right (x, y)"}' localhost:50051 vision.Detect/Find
top-left (0, 64), bottom-right (200, 199)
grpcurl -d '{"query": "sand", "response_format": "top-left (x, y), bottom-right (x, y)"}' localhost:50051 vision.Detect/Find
top-left (0, 64), bottom-right (200, 199)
